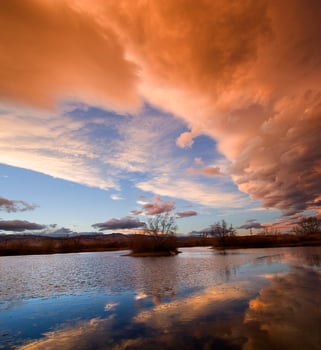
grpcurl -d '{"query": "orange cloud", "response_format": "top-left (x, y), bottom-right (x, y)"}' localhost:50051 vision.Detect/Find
top-left (2, 0), bottom-right (321, 216)
top-left (104, 0), bottom-right (321, 216)
top-left (0, 0), bottom-right (139, 110)
top-left (105, 0), bottom-right (270, 97)
top-left (188, 166), bottom-right (224, 177)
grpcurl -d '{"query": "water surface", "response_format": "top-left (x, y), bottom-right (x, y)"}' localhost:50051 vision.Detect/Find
top-left (0, 247), bottom-right (320, 349)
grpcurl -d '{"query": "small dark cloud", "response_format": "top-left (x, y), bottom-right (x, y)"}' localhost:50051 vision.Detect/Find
top-left (131, 209), bottom-right (143, 215)
top-left (0, 220), bottom-right (46, 232)
top-left (92, 217), bottom-right (146, 231)
top-left (0, 196), bottom-right (38, 212)
top-left (239, 219), bottom-right (263, 230)
top-left (188, 166), bottom-right (224, 177)
top-left (176, 210), bottom-right (198, 218)
top-left (142, 196), bottom-right (175, 215)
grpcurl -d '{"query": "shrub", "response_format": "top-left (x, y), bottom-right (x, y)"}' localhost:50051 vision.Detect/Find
top-left (294, 216), bottom-right (321, 235)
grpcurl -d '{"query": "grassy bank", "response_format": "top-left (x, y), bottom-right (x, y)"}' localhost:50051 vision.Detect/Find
top-left (212, 233), bottom-right (321, 249)
top-left (1, 233), bottom-right (321, 256)
top-left (0, 234), bottom-right (207, 256)
top-left (0, 234), bottom-right (130, 256)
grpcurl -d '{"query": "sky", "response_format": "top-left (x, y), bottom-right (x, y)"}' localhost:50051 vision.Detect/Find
top-left (0, 0), bottom-right (321, 235)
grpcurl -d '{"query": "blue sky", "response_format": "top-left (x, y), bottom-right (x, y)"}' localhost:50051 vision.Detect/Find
top-left (0, 102), bottom-right (280, 235)
top-left (1, 1), bottom-right (320, 235)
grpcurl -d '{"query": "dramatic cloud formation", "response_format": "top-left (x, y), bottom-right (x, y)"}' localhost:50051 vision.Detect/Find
top-left (92, 217), bottom-right (146, 231)
top-left (1, 0), bottom-right (321, 226)
top-left (0, 220), bottom-right (45, 232)
top-left (0, 196), bottom-right (37, 212)
top-left (176, 210), bottom-right (198, 219)
top-left (103, 0), bottom-right (321, 217)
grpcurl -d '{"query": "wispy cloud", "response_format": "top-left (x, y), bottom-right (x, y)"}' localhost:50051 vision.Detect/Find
top-left (0, 196), bottom-right (37, 212)
top-left (0, 111), bottom-right (117, 190)
top-left (111, 194), bottom-right (123, 201)
top-left (137, 177), bottom-right (247, 209)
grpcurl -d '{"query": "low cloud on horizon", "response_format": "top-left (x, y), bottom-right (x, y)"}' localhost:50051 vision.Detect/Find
top-left (92, 217), bottom-right (146, 231)
top-left (0, 220), bottom-right (46, 232)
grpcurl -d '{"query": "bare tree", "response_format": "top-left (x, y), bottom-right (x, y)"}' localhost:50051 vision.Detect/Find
top-left (146, 212), bottom-right (177, 236)
top-left (209, 220), bottom-right (236, 238)
top-left (208, 220), bottom-right (236, 249)
top-left (145, 212), bottom-right (177, 251)
top-left (294, 216), bottom-right (321, 235)
top-left (260, 226), bottom-right (280, 236)
top-left (131, 212), bottom-right (178, 254)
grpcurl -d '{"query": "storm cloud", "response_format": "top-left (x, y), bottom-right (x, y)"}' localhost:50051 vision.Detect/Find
top-left (1, 0), bottom-right (321, 220)
top-left (104, 0), bottom-right (321, 216)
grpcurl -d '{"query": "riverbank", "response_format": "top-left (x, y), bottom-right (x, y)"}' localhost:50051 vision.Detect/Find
top-left (212, 233), bottom-right (321, 249)
top-left (124, 250), bottom-right (181, 257)
top-left (1, 233), bottom-right (321, 256)
top-left (0, 234), bottom-right (130, 256)
top-left (0, 234), bottom-right (208, 256)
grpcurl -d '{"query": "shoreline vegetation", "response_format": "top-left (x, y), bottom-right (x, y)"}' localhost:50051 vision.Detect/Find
top-left (1, 232), bottom-right (321, 257)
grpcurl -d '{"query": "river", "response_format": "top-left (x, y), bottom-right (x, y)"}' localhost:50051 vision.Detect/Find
top-left (0, 246), bottom-right (320, 349)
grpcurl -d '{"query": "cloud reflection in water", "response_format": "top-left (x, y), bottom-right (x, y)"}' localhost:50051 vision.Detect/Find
top-left (14, 248), bottom-right (321, 349)
top-left (19, 282), bottom-right (253, 350)
top-left (243, 266), bottom-right (321, 350)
